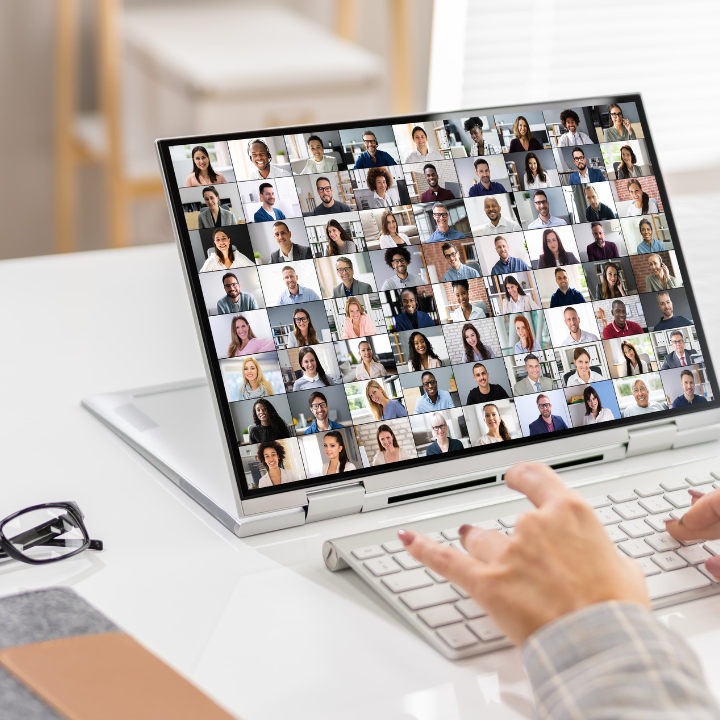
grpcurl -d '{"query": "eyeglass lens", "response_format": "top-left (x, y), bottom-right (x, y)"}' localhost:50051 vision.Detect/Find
top-left (1, 507), bottom-right (87, 562)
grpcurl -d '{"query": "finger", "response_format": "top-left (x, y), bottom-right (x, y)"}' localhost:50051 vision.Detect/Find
top-left (459, 524), bottom-right (510, 561)
top-left (399, 530), bottom-right (485, 586)
top-left (665, 490), bottom-right (720, 540)
top-left (504, 462), bottom-right (575, 509)
top-left (706, 556), bottom-right (720, 580)
top-left (689, 489), bottom-right (704, 506)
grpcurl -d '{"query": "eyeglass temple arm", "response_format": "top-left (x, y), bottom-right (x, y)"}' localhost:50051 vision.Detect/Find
top-left (2, 515), bottom-right (104, 553)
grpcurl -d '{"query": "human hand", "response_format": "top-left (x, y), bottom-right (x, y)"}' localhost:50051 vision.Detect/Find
top-left (398, 462), bottom-right (649, 646)
top-left (623, 117), bottom-right (632, 132)
top-left (666, 487), bottom-right (720, 579)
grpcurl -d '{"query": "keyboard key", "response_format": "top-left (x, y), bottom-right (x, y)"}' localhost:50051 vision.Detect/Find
top-left (710, 470), bottom-right (720, 481)
top-left (498, 514), bottom-right (520, 528)
top-left (382, 569), bottom-right (433, 593)
top-left (352, 545), bottom-right (384, 560)
top-left (699, 564), bottom-right (720, 583)
top-left (608, 490), bottom-right (637, 503)
top-left (714, 481), bottom-right (720, 489)
top-left (400, 583), bottom-right (460, 611)
top-left (455, 598), bottom-right (487, 619)
top-left (678, 545), bottom-right (712, 565)
top-left (670, 507), bottom-right (690, 520)
top-left (614, 501), bottom-right (648, 521)
top-left (473, 519), bottom-right (502, 531)
top-left (651, 551), bottom-right (688, 572)
top-left (364, 556), bottom-right (401, 577)
top-left (418, 604), bottom-right (464, 628)
top-left (679, 537), bottom-right (704, 546)
top-left (661, 479), bottom-right (689, 492)
top-left (638, 496), bottom-right (673, 515)
top-left (426, 532), bottom-right (445, 543)
top-left (452, 583), bottom-right (470, 599)
top-left (636, 557), bottom-right (661, 577)
top-left (450, 539), bottom-right (468, 554)
top-left (619, 520), bottom-right (653, 538)
top-left (382, 540), bottom-right (404, 553)
top-left (635, 484), bottom-right (664, 498)
top-left (467, 616), bottom-right (505, 642)
top-left (441, 527), bottom-right (461, 541)
top-left (645, 533), bottom-right (681, 552)
top-left (645, 513), bottom-right (672, 532)
top-left (664, 489), bottom-right (692, 508)
top-left (436, 623), bottom-right (478, 649)
top-left (605, 525), bottom-right (628, 543)
top-left (686, 474), bottom-right (714, 486)
top-left (619, 539), bottom-right (654, 558)
top-left (704, 540), bottom-right (720, 556)
top-left (595, 507), bottom-right (622, 525)
top-left (587, 495), bottom-right (612, 508)
top-left (426, 568), bottom-right (448, 583)
top-left (646, 567), bottom-right (711, 599)
top-left (395, 551), bottom-right (424, 570)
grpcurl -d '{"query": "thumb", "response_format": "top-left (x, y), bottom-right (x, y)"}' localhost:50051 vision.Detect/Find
top-left (706, 556), bottom-right (720, 581)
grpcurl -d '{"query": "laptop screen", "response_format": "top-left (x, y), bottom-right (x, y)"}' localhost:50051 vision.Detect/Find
top-left (157, 96), bottom-right (716, 499)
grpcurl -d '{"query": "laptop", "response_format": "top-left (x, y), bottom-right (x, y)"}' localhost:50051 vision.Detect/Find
top-left (83, 94), bottom-right (720, 658)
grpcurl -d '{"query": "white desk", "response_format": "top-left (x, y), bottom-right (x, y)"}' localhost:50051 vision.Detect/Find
top-left (2, 193), bottom-right (720, 718)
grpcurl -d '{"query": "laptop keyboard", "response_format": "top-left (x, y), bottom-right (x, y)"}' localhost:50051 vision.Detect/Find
top-left (334, 473), bottom-right (720, 658)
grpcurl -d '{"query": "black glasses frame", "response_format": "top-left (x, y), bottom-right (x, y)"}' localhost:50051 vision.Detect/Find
top-left (0, 502), bottom-right (103, 566)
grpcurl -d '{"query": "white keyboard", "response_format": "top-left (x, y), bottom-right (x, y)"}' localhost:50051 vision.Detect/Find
top-left (323, 472), bottom-right (720, 660)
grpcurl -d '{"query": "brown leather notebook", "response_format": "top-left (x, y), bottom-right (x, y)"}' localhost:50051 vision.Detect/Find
top-left (0, 631), bottom-right (237, 720)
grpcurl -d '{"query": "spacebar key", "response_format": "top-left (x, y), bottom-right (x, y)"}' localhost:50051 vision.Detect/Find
top-left (646, 567), bottom-right (711, 599)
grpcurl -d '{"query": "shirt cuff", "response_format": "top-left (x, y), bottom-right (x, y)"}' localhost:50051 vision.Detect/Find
top-left (521, 600), bottom-right (719, 720)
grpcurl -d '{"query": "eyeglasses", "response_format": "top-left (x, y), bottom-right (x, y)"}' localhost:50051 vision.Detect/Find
top-left (224, 282), bottom-right (239, 288)
top-left (337, 266), bottom-right (352, 274)
top-left (317, 185), bottom-right (332, 192)
top-left (443, 251), bottom-right (458, 259)
top-left (431, 425), bottom-right (446, 431)
top-left (671, 338), bottom-right (684, 344)
top-left (310, 402), bottom-right (327, 410)
top-left (433, 212), bottom-right (449, 219)
top-left (295, 316), bottom-right (310, 324)
top-left (537, 403), bottom-right (551, 410)
top-left (609, 112), bottom-right (623, 118)
top-left (422, 379), bottom-right (438, 388)
top-left (391, 258), bottom-right (406, 265)
top-left (363, 139), bottom-right (378, 145)
top-left (0, 503), bottom-right (102, 566)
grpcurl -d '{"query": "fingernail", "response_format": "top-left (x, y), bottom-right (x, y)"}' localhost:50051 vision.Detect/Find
top-left (458, 524), bottom-right (472, 536)
top-left (398, 529), bottom-right (415, 546)
top-left (689, 489), bottom-right (705, 498)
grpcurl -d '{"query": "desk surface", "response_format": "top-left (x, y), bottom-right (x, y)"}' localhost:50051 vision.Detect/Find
top-left (2, 193), bottom-right (720, 719)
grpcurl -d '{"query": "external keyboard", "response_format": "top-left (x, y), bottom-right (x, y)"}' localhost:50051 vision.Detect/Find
top-left (324, 472), bottom-right (720, 660)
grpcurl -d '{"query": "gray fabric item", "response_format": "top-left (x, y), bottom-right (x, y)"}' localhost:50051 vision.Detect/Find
top-left (0, 587), bottom-right (118, 720)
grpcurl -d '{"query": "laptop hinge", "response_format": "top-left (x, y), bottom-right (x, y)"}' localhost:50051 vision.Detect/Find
top-left (626, 422), bottom-right (677, 457)
top-left (305, 483), bottom-right (365, 523)
top-left (674, 422), bottom-right (720, 449)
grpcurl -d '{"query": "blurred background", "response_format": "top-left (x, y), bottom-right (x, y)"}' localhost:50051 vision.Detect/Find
top-left (2, 0), bottom-right (717, 260)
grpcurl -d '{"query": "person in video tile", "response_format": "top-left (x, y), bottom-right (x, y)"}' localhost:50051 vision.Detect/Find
top-left (492, 235), bottom-right (530, 275)
top-left (623, 378), bottom-right (663, 417)
top-left (333, 256), bottom-right (374, 298)
top-left (528, 190), bottom-right (567, 229)
top-left (404, 126), bottom-right (443, 163)
top-left (238, 356), bottom-right (275, 401)
top-left (365, 380), bottom-right (408, 421)
top-left (279, 266), bottom-right (320, 304)
top-left (355, 340), bottom-right (389, 380)
top-left (247, 139), bottom-right (291, 179)
top-left (465, 363), bottom-right (509, 404)
top-left (557, 109), bottom-right (593, 146)
top-left (464, 116), bottom-right (496, 156)
top-left (184, 145), bottom-right (227, 187)
top-left (286, 308), bottom-right (321, 348)
top-left (654, 291), bottom-right (692, 331)
top-left (602, 299), bottom-right (644, 339)
top-left (605, 104), bottom-right (637, 142)
top-left (504, 275), bottom-right (540, 312)
top-left (565, 347), bottom-right (604, 386)
top-left (621, 341), bottom-right (649, 376)
top-left (249, 399), bottom-right (291, 443)
top-left (198, 186), bottom-right (239, 228)
top-left (537, 228), bottom-right (579, 268)
top-left (414, 372), bottom-right (455, 414)
top-left (468, 158), bottom-right (507, 197)
top-left (342, 296), bottom-right (376, 339)
top-left (586, 222), bottom-right (619, 262)
top-left (661, 331), bottom-right (698, 369)
top-left (372, 424), bottom-right (414, 465)
top-left (562, 307), bottom-right (599, 345)
top-left (299, 135), bottom-right (338, 174)
top-left (253, 183), bottom-right (287, 223)
top-left (525, 152), bottom-right (550, 189)
top-left (476, 403), bottom-right (513, 445)
top-left (616, 145), bottom-right (643, 179)
top-left (514, 315), bottom-right (541, 354)
top-left (256, 441), bottom-right (300, 488)
top-left (507, 116), bottom-right (542, 152)
top-left (227, 315), bottom-right (274, 357)
top-left (584, 186), bottom-right (616, 222)
top-left (596, 262), bottom-right (626, 300)
top-left (270, 221), bottom-right (313, 262)
top-left (582, 386), bottom-right (615, 424)
top-left (353, 130), bottom-right (397, 168)
top-left (407, 332), bottom-right (442, 372)
top-left (442, 242), bottom-right (479, 281)
top-left (313, 176), bottom-right (352, 215)
top-left (200, 229), bottom-right (254, 272)
top-left (426, 412), bottom-right (464, 455)
top-left (450, 279), bottom-right (487, 321)
top-left (645, 253), bottom-right (679, 292)
top-left (672, 369), bottom-right (708, 408)
top-left (304, 391), bottom-right (345, 434)
top-left (550, 267), bottom-right (585, 307)
top-left (381, 247), bottom-right (424, 291)
top-left (461, 323), bottom-right (495, 362)
top-left (326, 219), bottom-right (358, 256)
top-left (478, 197), bottom-right (522, 235)
top-left (293, 347), bottom-right (335, 391)
top-left (568, 148), bottom-right (605, 185)
top-left (367, 166), bottom-right (400, 208)
top-left (394, 289), bottom-right (435, 331)
top-left (626, 179), bottom-right (659, 216)
top-left (379, 209), bottom-right (412, 248)
top-left (217, 273), bottom-right (258, 314)
top-left (635, 218), bottom-right (665, 254)
top-left (528, 394), bottom-right (568, 435)
top-left (421, 164), bottom-right (455, 202)
top-left (322, 430), bottom-right (356, 475)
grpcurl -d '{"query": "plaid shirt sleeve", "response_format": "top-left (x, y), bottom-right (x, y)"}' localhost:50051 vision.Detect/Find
top-left (522, 601), bottom-right (720, 720)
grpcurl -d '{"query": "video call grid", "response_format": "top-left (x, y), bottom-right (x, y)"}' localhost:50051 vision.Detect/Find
top-left (168, 102), bottom-right (712, 493)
